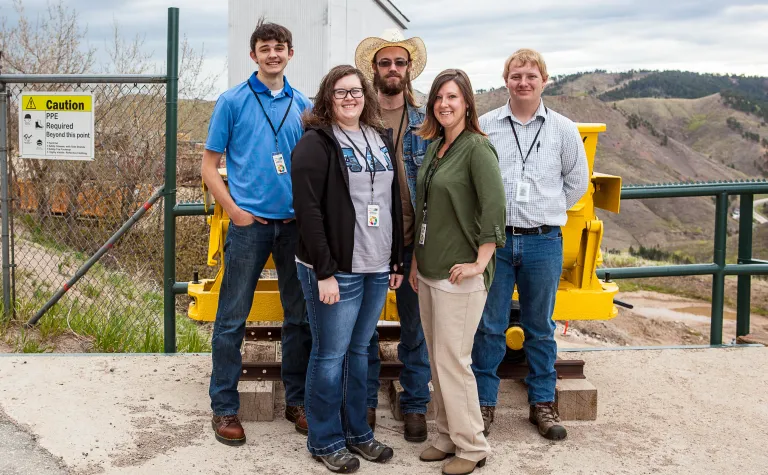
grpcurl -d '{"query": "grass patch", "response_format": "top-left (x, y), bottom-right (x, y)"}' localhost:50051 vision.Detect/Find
top-left (687, 114), bottom-right (708, 132)
top-left (18, 214), bottom-right (70, 253)
top-left (6, 263), bottom-right (211, 353)
top-left (11, 326), bottom-right (50, 353)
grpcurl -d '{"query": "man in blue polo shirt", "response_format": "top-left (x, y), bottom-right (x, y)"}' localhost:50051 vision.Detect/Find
top-left (203, 20), bottom-right (313, 446)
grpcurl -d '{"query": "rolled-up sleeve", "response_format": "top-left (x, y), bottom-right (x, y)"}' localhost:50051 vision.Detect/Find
top-left (470, 139), bottom-right (507, 248)
top-left (561, 122), bottom-right (589, 210)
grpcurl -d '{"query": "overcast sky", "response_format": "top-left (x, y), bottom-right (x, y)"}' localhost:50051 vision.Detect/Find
top-left (3, 0), bottom-right (768, 96)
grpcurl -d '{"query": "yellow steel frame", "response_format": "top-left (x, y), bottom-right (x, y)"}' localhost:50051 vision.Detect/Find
top-left (188, 124), bottom-right (621, 323)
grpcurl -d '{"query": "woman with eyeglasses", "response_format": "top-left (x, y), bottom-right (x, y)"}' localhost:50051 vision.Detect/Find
top-left (292, 64), bottom-right (404, 474)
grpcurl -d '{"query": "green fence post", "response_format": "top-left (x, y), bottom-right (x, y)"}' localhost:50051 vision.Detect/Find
top-left (163, 7), bottom-right (180, 353)
top-left (710, 192), bottom-right (728, 345)
top-left (736, 194), bottom-right (753, 337)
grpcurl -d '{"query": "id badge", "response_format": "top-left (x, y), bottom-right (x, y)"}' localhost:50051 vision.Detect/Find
top-left (272, 152), bottom-right (287, 175)
top-left (516, 182), bottom-right (531, 203)
top-left (367, 204), bottom-right (380, 227)
top-left (418, 223), bottom-right (427, 246)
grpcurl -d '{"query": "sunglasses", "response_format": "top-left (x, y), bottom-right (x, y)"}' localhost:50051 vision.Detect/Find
top-left (375, 59), bottom-right (409, 68)
top-left (333, 88), bottom-right (364, 99)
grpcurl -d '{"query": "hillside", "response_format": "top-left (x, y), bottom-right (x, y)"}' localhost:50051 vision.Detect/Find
top-left (545, 70), bottom-right (653, 97)
top-left (615, 94), bottom-right (767, 176)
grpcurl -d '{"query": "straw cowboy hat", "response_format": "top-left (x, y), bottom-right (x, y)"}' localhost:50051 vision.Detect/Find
top-left (355, 29), bottom-right (427, 84)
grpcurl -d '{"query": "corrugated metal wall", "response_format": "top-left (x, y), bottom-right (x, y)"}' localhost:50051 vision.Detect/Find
top-left (327, 0), bottom-right (405, 70)
top-left (228, 0), bottom-right (329, 96)
top-left (228, 0), bottom-right (405, 97)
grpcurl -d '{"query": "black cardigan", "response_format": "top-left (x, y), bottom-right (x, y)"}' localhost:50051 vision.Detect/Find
top-left (292, 125), bottom-right (405, 280)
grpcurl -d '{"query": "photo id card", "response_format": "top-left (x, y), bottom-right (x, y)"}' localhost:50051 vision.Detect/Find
top-left (418, 223), bottom-right (427, 246)
top-left (516, 182), bottom-right (531, 203)
top-left (367, 204), bottom-right (380, 227)
top-left (272, 152), bottom-right (287, 175)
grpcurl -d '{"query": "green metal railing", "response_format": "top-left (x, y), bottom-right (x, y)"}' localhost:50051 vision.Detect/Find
top-left (596, 180), bottom-right (768, 345)
top-left (163, 7), bottom-right (180, 353)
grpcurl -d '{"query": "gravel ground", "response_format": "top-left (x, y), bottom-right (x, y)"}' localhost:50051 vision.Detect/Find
top-left (0, 349), bottom-right (767, 474)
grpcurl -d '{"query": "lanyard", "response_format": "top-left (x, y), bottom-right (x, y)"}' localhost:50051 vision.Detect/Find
top-left (507, 116), bottom-right (544, 175)
top-left (248, 80), bottom-right (294, 153)
top-left (422, 130), bottom-right (465, 221)
top-left (340, 125), bottom-right (379, 203)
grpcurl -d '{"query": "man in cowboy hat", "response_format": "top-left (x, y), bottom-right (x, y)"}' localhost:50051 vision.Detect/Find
top-left (355, 29), bottom-right (431, 443)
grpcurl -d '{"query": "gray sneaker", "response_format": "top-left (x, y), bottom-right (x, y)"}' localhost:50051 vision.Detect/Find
top-left (348, 438), bottom-right (394, 463)
top-left (313, 448), bottom-right (360, 473)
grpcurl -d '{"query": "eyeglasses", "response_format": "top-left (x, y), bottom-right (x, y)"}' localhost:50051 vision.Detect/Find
top-left (333, 88), bottom-right (364, 99)
top-left (375, 59), bottom-right (409, 69)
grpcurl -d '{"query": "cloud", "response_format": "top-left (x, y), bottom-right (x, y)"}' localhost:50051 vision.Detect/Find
top-left (3, 0), bottom-right (767, 97)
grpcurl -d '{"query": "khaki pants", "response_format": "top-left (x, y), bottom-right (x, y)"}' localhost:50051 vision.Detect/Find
top-left (418, 276), bottom-right (491, 462)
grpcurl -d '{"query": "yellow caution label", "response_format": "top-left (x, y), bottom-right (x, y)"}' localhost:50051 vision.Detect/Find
top-left (21, 95), bottom-right (92, 112)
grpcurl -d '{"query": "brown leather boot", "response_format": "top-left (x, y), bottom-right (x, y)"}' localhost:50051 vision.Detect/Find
top-left (367, 407), bottom-right (376, 432)
top-left (419, 446), bottom-right (454, 462)
top-left (442, 456), bottom-right (486, 475)
top-left (285, 405), bottom-right (308, 435)
top-left (403, 413), bottom-right (427, 442)
top-left (480, 406), bottom-right (495, 436)
top-left (529, 402), bottom-right (567, 440)
top-left (211, 415), bottom-right (246, 446)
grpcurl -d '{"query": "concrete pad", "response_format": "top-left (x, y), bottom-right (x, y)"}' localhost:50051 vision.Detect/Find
top-left (0, 348), bottom-right (767, 474)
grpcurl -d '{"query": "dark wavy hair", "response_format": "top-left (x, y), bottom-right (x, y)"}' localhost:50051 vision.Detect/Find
top-left (418, 69), bottom-right (485, 141)
top-left (250, 18), bottom-right (292, 52)
top-left (303, 65), bottom-right (384, 130)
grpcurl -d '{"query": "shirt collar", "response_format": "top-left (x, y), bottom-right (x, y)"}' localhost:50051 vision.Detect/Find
top-left (497, 98), bottom-right (547, 125)
top-left (248, 72), bottom-right (294, 98)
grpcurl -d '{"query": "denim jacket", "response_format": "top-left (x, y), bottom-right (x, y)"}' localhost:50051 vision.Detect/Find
top-left (402, 103), bottom-right (430, 210)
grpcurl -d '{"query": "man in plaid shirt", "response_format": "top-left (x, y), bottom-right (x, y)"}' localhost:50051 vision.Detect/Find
top-left (473, 48), bottom-right (589, 441)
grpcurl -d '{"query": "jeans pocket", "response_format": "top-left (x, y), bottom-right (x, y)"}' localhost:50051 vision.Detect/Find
top-left (545, 231), bottom-right (563, 241)
top-left (230, 220), bottom-right (259, 230)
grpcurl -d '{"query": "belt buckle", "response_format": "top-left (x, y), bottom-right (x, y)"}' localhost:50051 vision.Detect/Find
top-left (511, 226), bottom-right (523, 236)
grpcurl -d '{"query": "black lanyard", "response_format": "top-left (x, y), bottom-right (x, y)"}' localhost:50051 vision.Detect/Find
top-left (248, 80), bottom-right (294, 152)
top-left (508, 116), bottom-right (544, 175)
top-left (340, 125), bottom-right (379, 202)
top-left (422, 130), bottom-right (465, 220)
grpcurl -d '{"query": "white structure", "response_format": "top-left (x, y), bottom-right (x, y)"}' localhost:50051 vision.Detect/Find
top-left (228, 0), bottom-right (409, 96)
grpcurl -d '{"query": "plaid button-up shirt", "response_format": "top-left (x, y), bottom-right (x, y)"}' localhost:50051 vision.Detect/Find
top-left (479, 99), bottom-right (589, 228)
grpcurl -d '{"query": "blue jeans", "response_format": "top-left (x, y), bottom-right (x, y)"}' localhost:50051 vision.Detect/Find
top-left (366, 244), bottom-right (431, 413)
top-left (209, 220), bottom-right (311, 416)
top-left (298, 264), bottom-right (389, 456)
top-left (472, 226), bottom-right (563, 405)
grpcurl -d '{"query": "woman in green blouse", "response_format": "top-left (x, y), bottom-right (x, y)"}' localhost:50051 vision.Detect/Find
top-left (408, 69), bottom-right (506, 475)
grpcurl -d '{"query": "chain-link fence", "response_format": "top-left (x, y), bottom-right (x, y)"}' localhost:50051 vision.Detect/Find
top-left (2, 80), bottom-right (213, 353)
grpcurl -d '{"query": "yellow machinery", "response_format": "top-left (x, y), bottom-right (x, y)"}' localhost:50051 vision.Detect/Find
top-left (188, 124), bottom-right (622, 331)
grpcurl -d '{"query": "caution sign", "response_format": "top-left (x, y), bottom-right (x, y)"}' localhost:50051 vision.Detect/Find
top-left (19, 92), bottom-right (94, 160)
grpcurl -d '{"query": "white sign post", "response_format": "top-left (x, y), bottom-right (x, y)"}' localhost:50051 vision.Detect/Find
top-left (19, 91), bottom-right (95, 161)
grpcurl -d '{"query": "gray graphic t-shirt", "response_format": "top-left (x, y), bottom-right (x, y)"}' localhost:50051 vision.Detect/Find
top-left (333, 124), bottom-right (394, 274)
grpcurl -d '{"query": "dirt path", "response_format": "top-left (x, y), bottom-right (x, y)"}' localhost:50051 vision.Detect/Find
top-left (562, 290), bottom-right (768, 347)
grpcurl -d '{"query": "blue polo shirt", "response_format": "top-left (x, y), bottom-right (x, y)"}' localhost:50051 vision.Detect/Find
top-left (205, 73), bottom-right (312, 219)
